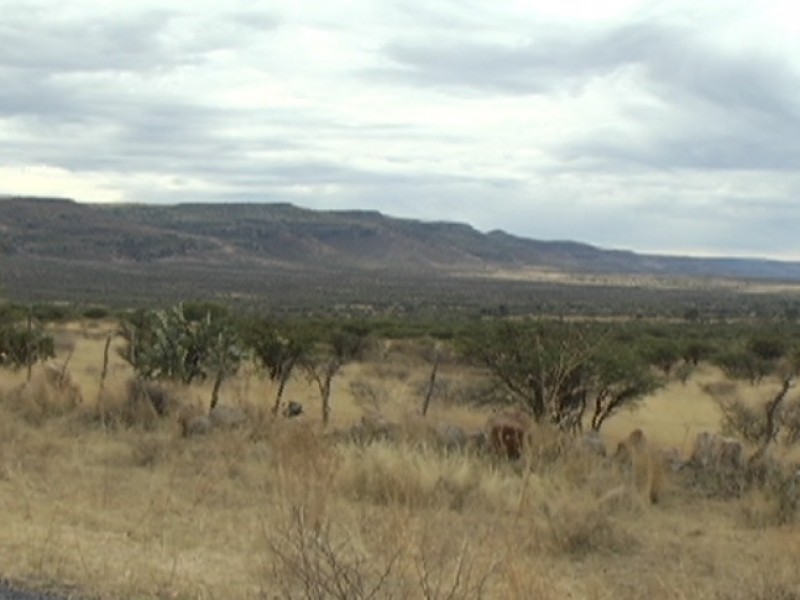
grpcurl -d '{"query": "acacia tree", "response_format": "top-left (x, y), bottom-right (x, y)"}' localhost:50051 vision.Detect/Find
top-left (714, 333), bottom-right (788, 386)
top-left (589, 343), bottom-right (660, 431)
top-left (0, 309), bottom-right (55, 379)
top-left (462, 320), bottom-right (662, 433)
top-left (711, 339), bottom-right (800, 460)
top-left (302, 325), bottom-right (368, 426)
top-left (201, 317), bottom-right (247, 410)
top-left (419, 338), bottom-right (442, 418)
top-left (243, 319), bottom-right (309, 415)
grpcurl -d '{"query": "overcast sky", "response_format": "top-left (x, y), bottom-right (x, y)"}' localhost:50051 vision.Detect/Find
top-left (2, 0), bottom-right (799, 259)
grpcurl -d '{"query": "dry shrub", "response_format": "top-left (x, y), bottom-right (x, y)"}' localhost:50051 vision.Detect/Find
top-left (367, 362), bottom-right (413, 382)
top-left (679, 454), bottom-right (748, 500)
top-left (708, 382), bottom-right (800, 448)
top-left (539, 494), bottom-right (638, 557)
top-left (336, 413), bottom-right (446, 451)
top-left (522, 427), bottom-right (620, 498)
top-left (412, 530), bottom-right (499, 600)
top-left (267, 506), bottom-right (500, 600)
top-left (128, 378), bottom-right (179, 417)
top-left (97, 378), bottom-right (181, 430)
top-left (781, 398), bottom-right (800, 445)
top-left (412, 376), bottom-right (458, 406)
top-left (716, 397), bottom-right (767, 444)
top-left (129, 432), bottom-right (174, 468)
top-left (349, 379), bottom-right (390, 413)
top-left (242, 402), bottom-right (279, 441)
top-left (459, 380), bottom-right (515, 408)
top-left (522, 425), bottom-right (576, 472)
top-left (268, 506), bottom-right (401, 600)
top-left (3, 368), bottom-right (82, 425)
top-left (336, 442), bottom-right (483, 511)
top-left (270, 422), bottom-right (342, 525)
top-left (739, 457), bottom-right (800, 527)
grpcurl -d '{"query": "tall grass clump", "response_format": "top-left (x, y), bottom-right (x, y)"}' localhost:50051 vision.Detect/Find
top-left (95, 377), bottom-right (180, 430)
top-left (3, 367), bottom-right (82, 425)
top-left (335, 441), bottom-right (485, 511)
top-left (739, 457), bottom-right (800, 528)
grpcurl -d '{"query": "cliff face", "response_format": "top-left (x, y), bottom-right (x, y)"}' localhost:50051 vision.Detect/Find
top-left (3, 197), bottom-right (798, 280)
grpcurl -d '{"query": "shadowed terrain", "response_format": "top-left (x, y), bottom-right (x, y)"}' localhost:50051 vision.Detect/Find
top-left (2, 197), bottom-right (800, 314)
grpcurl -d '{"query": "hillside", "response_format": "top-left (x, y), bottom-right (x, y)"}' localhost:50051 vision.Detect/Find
top-left (1, 196), bottom-right (800, 311)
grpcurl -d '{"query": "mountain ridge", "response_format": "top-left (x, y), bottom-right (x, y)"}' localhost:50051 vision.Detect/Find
top-left (2, 196), bottom-right (800, 285)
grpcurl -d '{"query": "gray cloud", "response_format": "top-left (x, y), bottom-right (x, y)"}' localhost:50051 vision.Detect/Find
top-left (374, 19), bottom-right (800, 174)
top-left (0, 10), bottom-right (182, 74)
top-left (372, 22), bottom-right (665, 94)
top-left (3, 0), bottom-right (800, 260)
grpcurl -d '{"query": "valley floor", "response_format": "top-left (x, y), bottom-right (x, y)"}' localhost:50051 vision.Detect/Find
top-left (1, 324), bottom-right (799, 599)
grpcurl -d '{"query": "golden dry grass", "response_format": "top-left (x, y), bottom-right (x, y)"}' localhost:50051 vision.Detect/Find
top-left (0, 324), bottom-right (799, 599)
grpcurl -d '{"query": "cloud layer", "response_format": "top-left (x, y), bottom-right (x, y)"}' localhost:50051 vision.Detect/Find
top-left (2, 0), bottom-right (800, 258)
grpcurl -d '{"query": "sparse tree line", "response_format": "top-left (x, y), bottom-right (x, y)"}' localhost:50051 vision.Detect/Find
top-left (2, 301), bottom-right (800, 454)
top-left (116, 303), bottom-right (370, 425)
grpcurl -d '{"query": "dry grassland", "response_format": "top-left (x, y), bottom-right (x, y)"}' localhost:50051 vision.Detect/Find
top-left (1, 323), bottom-right (799, 599)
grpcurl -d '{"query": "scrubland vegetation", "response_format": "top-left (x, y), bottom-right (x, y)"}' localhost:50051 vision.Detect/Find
top-left (1, 304), bottom-right (800, 599)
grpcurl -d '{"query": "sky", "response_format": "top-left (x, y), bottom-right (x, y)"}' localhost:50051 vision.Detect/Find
top-left (1, 0), bottom-right (800, 260)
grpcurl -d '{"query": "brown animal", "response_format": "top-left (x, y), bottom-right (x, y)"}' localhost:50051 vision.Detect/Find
top-left (486, 410), bottom-right (531, 460)
top-left (613, 429), bottom-right (662, 504)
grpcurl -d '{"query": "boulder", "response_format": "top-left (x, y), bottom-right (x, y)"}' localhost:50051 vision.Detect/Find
top-left (282, 401), bottom-right (304, 418)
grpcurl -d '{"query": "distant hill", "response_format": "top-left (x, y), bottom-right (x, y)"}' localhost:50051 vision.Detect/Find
top-left (1, 196), bottom-right (800, 309)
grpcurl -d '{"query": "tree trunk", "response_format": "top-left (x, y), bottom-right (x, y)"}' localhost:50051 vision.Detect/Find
top-left (25, 308), bottom-right (33, 383)
top-left (420, 351), bottom-right (440, 417)
top-left (272, 374), bottom-right (290, 415)
top-left (320, 374), bottom-right (333, 426)
top-left (210, 371), bottom-right (225, 410)
top-left (750, 377), bottom-right (793, 463)
top-left (98, 336), bottom-right (112, 429)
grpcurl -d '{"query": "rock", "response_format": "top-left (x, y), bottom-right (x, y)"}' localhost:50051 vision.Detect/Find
top-left (282, 401), bottom-right (304, 418)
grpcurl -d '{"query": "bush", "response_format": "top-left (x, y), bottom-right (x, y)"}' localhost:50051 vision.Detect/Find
top-left (3, 367), bottom-right (83, 425)
top-left (541, 499), bottom-right (638, 557)
top-left (81, 305), bottom-right (112, 320)
top-left (717, 398), bottom-right (768, 445)
top-left (739, 457), bottom-right (800, 527)
top-left (96, 378), bottom-right (181, 430)
top-left (268, 507), bottom-right (400, 600)
top-left (268, 506), bottom-right (498, 599)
